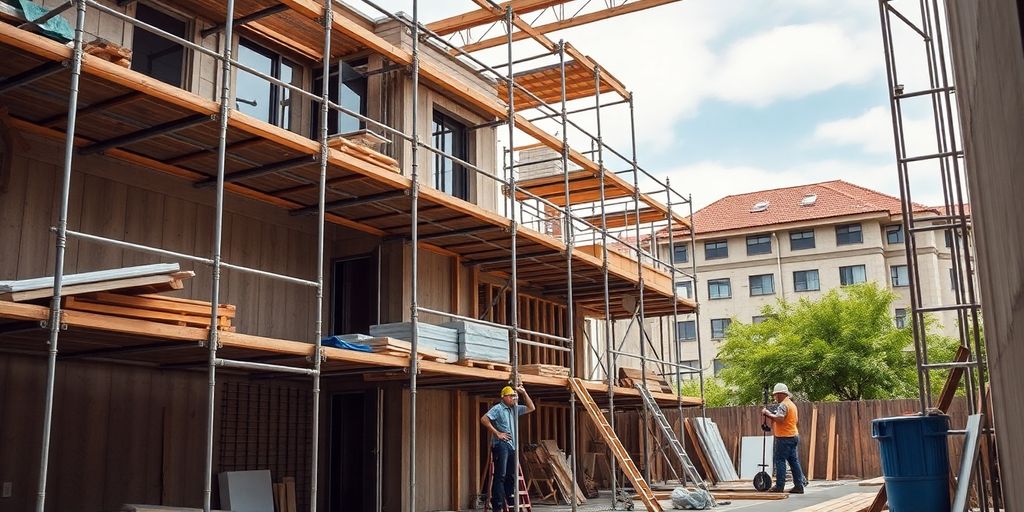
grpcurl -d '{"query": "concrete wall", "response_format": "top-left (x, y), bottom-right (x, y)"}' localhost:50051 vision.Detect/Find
top-left (946, 0), bottom-right (1024, 507)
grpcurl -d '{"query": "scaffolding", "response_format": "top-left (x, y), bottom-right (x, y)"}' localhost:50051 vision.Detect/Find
top-left (4, 1), bottom-right (703, 511)
top-left (878, 0), bottom-right (1001, 509)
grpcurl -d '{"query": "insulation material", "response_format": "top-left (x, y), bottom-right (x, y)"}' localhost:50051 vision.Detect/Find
top-left (738, 436), bottom-right (774, 480)
top-left (0, 263), bottom-right (180, 293)
top-left (691, 418), bottom-right (740, 482)
top-left (217, 470), bottom-right (274, 512)
top-left (369, 322), bottom-right (459, 359)
top-left (442, 320), bottom-right (510, 363)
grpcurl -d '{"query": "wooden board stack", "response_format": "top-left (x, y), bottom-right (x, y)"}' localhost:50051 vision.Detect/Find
top-left (369, 322), bottom-right (459, 360)
top-left (618, 367), bottom-right (673, 393)
top-left (537, 440), bottom-right (586, 505)
top-left (83, 39), bottom-right (132, 67)
top-left (63, 292), bottom-right (236, 331)
top-left (362, 337), bottom-right (450, 362)
top-left (519, 364), bottom-right (570, 378)
top-left (792, 492), bottom-right (878, 511)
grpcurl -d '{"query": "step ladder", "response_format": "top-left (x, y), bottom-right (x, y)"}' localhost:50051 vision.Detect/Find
top-left (482, 453), bottom-right (532, 511)
top-left (634, 383), bottom-right (710, 492)
top-left (568, 378), bottom-right (663, 512)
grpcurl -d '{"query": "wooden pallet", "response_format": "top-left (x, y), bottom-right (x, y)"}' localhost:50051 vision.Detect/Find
top-left (519, 364), bottom-right (570, 378)
top-left (568, 378), bottom-right (663, 512)
top-left (64, 292), bottom-right (235, 331)
top-left (618, 367), bottom-right (673, 393)
top-left (457, 359), bottom-right (511, 371)
top-left (793, 492), bottom-right (878, 511)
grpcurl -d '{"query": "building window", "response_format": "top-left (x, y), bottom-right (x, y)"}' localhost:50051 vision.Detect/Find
top-left (950, 268), bottom-right (958, 291)
top-left (680, 360), bottom-right (699, 377)
top-left (675, 280), bottom-right (693, 299)
top-left (840, 265), bottom-right (867, 286)
top-left (131, 3), bottom-right (187, 87)
top-left (713, 358), bottom-right (726, 376)
top-left (886, 224), bottom-right (904, 244)
top-left (312, 58), bottom-right (368, 136)
top-left (894, 308), bottom-right (908, 329)
top-left (672, 244), bottom-right (688, 264)
top-left (676, 320), bottom-right (696, 341)
top-left (746, 234), bottom-right (772, 255)
top-left (710, 319), bottom-right (731, 339)
top-left (708, 278), bottom-right (731, 299)
top-left (704, 240), bottom-right (728, 260)
top-left (890, 265), bottom-right (910, 287)
top-left (793, 270), bottom-right (820, 292)
top-left (836, 223), bottom-right (863, 245)
top-left (752, 315), bottom-right (768, 324)
top-left (790, 230), bottom-right (815, 250)
top-left (431, 110), bottom-right (469, 200)
top-left (749, 274), bottom-right (775, 296)
top-left (236, 39), bottom-right (300, 129)
top-left (944, 230), bottom-right (955, 248)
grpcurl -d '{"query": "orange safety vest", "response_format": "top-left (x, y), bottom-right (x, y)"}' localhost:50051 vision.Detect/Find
top-left (775, 397), bottom-right (799, 437)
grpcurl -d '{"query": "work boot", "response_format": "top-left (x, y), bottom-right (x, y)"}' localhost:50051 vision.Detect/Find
top-left (768, 487), bottom-right (785, 493)
top-left (789, 486), bottom-right (805, 494)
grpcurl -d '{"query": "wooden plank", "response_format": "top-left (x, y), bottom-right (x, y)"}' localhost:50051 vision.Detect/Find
top-left (791, 492), bottom-right (877, 511)
top-left (452, 390), bottom-right (463, 510)
top-left (825, 414), bottom-right (837, 481)
top-left (807, 407), bottom-right (818, 480)
top-left (1, 272), bottom-right (193, 302)
top-left (283, 476), bottom-right (297, 512)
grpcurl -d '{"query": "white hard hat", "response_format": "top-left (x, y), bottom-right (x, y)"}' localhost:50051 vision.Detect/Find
top-left (772, 383), bottom-right (791, 396)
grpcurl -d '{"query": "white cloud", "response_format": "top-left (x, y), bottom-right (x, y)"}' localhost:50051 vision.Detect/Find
top-left (813, 106), bottom-right (941, 157)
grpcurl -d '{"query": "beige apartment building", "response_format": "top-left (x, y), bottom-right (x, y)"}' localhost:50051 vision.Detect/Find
top-left (644, 180), bottom-right (969, 379)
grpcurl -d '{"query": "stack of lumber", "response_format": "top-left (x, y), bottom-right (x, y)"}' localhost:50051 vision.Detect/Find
top-left (272, 476), bottom-right (298, 512)
top-left (326, 134), bottom-right (398, 172)
top-left (618, 367), bottom-right (673, 393)
top-left (0, 263), bottom-right (191, 302)
top-left (83, 38), bottom-right (132, 67)
top-left (362, 337), bottom-right (451, 362)
top-left (792, 492), bottom-right (877, 511)
top-left (519, 364), bottom-right (570, 378)
top-left (684, 417), bottom-right (740, 483)
top-left (537, 440), bottom-right (586, 505)
top-left (63, 292), bottom-right (235, 331)
top-left (442, 320), bottom-right (510, 365)
top-left (369, 322), bottom-right (459, 360)
top-left (522, 448), bottom-right (559, 504)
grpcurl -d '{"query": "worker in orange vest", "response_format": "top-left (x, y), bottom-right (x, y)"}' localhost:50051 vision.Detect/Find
top-left (761, 382), bottom-right (806, 494)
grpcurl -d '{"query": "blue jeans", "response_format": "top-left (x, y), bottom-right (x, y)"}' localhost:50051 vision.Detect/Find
top-left (773, 436), bottom-right (805, 490)
top-left (491, 442), bottom-right (516, 511)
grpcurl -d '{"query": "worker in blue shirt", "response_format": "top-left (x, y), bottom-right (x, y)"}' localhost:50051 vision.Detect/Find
top-left (480, 384), bottom-right (536, 511)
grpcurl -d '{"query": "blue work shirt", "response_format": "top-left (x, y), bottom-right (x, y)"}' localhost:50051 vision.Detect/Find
top-left (486, 402), bottom-right (528, 447)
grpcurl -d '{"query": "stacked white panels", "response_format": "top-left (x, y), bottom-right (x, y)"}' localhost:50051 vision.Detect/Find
top-left (442, 321), bottom-right (510, 364)
top-left (369, 322), bottom-right (459, 360)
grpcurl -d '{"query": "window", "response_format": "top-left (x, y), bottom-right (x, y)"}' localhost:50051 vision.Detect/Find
top-left (793, 270), bottom-right (820, 292)
top-left (836, 223), bottom-right (863, 245)
top-left (675, 280), bottom-right (693, 299)
top-left (676, 320), bottom-right (696, 341)
top-left (950, 268), bottom-right (958, 291)
top-left (431, 110), bottom-right (469, 199)
top-left (745, 234), bottom-right (772, 255)
top-left (752, 315), bottom-right (768, 324)
top-left (944, 230), bottom-right (954, 248)
top-left (890, 265), bottom-right (910, 287)
top-left (839, 265), bottom-right (867, 286)
top-left (790, 230), bottom-right (815, 250)
top-left (236, 39), bottom-right (300, 129)
top-left (680, 360), bottom-right (699, 377)
top-left (749, 274), bottom-right (775, 296)
top-left (672, 244), bottom-right (688, 264)
top-left (708, 278), bottom-right (732, 299)
top-left (131, 4), bottom-right (187, 87)
top-left (312, 59), bottom-right (368, 136)
top-left (886, 225), bottom-right (905, 244)
top-left (705, 240), bottom-right (728, 260)
top-left (710, 319), bottom-right (731, 339)
top-left (894, 308), bottom-right (908, 329)
top-left (713, 359), bottom-right (727, 376)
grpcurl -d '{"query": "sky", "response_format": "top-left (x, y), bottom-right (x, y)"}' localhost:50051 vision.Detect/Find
top-left (350, 0), bottom-right (951, 210)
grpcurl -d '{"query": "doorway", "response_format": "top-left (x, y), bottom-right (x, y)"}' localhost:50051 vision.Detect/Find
top-left (331, 251), bottom-right (379, 336)
top-left (328, 391), bottom-right (379, 512)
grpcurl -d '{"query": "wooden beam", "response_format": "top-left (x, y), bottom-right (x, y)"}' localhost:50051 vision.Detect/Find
top-left (807, 407), bottom-right (818, 480)
top-left (825, 414), bottom-right (836, 481)
top-left (452, 390), bottom-right (464, 510)
top-left (426, 0), bottom-right (571, 35)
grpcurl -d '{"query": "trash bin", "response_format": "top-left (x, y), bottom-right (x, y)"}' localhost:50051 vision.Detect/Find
top-left (871, 415), bottom-right (951, 512)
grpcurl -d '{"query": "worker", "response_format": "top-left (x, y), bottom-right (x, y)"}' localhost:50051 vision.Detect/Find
top-left (480, 384), bottom-right (536, 511)
top-left (761, 382), bottom-right (805, 494)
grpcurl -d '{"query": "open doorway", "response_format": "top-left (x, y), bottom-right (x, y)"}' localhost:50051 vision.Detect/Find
top-left (331, 251), bottom-right (379, 336)
top-left (328, 391), bottom-right (379, 512)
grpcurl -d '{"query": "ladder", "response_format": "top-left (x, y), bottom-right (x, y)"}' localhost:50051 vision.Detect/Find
top-left (568, 378), bottom-right (663, 512)
top-left (482, 454), bottom-right (532, 511)
top-left (634, 383), bottom-right (710, 492)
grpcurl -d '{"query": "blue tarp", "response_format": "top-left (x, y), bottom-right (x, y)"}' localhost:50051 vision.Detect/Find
top-left (3, 0), bottom-right (74, 43)
top-left (320, 336), bottom-right (372, 352)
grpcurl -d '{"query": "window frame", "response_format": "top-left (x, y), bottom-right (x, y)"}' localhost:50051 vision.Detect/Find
top-left (886, 224), bottom-right (905, 244)
top-left (431, 110), bottom-right (470, 200)
top-left (675, 280), bottom-right (693, 299)
top-left (890, 265), bottom-right (910, 287)
top-left (793, 269), bottom-right (820, 292)
top-left (836, 223), bottom-right (864, 245)
top-left (676, 320), bottom-right (696, 341)
top-left (746, 234), bottom-right (772, 256)
top-left (672, 244), bottom-right (689, 264)
top-left (894, 308), bottom-right (908, 329)
top-left (707, 278), bottom-right (732, 300)
top-left (748, 274), bottom-right (775, 296)
top-left (710, 318), bottom-right (731, 339)
top-left (839, 264), bottom-right (867, 286)
top-left (789, 229), bottom-right (816, 250)
top-left (130, 3), bottom-right (189, 88)
top-left (312, 58), bottom-right (369, 136)
top-left (236, 38), bottom-right (300, 129)
top-left (704, 240), bottom-right (728, 260)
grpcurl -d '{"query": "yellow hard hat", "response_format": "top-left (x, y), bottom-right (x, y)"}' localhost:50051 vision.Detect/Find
top-left (500, 386), bottom-right (515, 397)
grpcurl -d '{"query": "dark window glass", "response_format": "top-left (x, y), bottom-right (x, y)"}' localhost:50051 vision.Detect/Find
top-left (672, 244), bottom-right (688, 264)
top-left (680, 360), bottom-right (699, 378)
top-left (836, 223), bottom-right (863, 245)
top-left (713, 358), bottom-right (726, 376)
top-left (886, 224), bottom-right (905, 244)
top-left (708, 278), bottom-right (731, 299)
top-left (236, 39), bottom-right (300, 129)
top-left (705, 240), bottom-right (728, 260)
top-left (746, 234), bottom-right (772, 255)
top-left (675, 320), bottom-right (696, 341)
top-left (890, 265), bottom-right (909, 287)
top-left (131, 4), bottom-right (186, 87)
top-left (950, 268), bottom-right (958, 291)
top-left (945, 230), bottom-right (954, 248)
top-left (894, 308), bottom-right (907, 329)
top-left (793, 270), bottom-right (820, 292)
top-left (431, 110), bottom-right (469, 200)
top-left (752, 315), bottom-right (768, 324)
top-left (790, 230), bottom-right (815, 250)
top-left (710, 319), bottom-right (731, 339)
top-left (675, 281), bottom-right (693, 299)
top-left (840, 265), bottom-right (867, 285)
top-left (749, 274), bottom-right (775, 296)
top-left (312, 59), bottom-right (368, 136)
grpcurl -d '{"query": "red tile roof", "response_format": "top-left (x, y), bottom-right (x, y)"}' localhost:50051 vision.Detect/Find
top-left (675, 180), bottom-right (937, 236)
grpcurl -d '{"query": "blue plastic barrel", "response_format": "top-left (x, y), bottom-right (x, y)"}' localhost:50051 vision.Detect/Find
top-left (871, 415), bottom-right (951, 512)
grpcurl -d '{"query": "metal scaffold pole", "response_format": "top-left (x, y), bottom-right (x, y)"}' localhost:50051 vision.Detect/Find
top-left (408, 0), bottom-right (421, 509)
top-left (504, 6), bottom-right (523, 512)
top-left (204, 0), bottom-right (236, 509)
top-left (665, 179), bottom-right (684, 483)
top-left (689, 196), bottom-right (705, 418)
top-left (557, 39), bottom-right (578, 511)
top-left (35, 2), bottom-right (87, 510)
top-left (628, 94), bottom-right (651, 484)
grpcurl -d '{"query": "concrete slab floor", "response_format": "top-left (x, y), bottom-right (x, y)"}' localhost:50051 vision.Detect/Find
top-left (528, 480), bottom-right (869, 512)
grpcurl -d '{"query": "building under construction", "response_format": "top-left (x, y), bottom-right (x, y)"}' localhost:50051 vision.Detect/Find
top-left (0, 1), bottom-right (704, 511)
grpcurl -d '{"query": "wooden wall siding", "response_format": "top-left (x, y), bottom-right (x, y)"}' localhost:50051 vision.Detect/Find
top-left (478, 282), bottom-right (570, 367)
top-left (218, 381), bottom-right (312, 511)
top-left (400, 389), bottom-right (453, 512)
top-left (0, 354), bottom-right (211, 511)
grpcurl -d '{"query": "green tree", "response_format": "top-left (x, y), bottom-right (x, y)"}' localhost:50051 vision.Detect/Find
top-left (717, 283), bottom-right (957, 404)
top-left (679, 378), bottom-right (736, 407)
